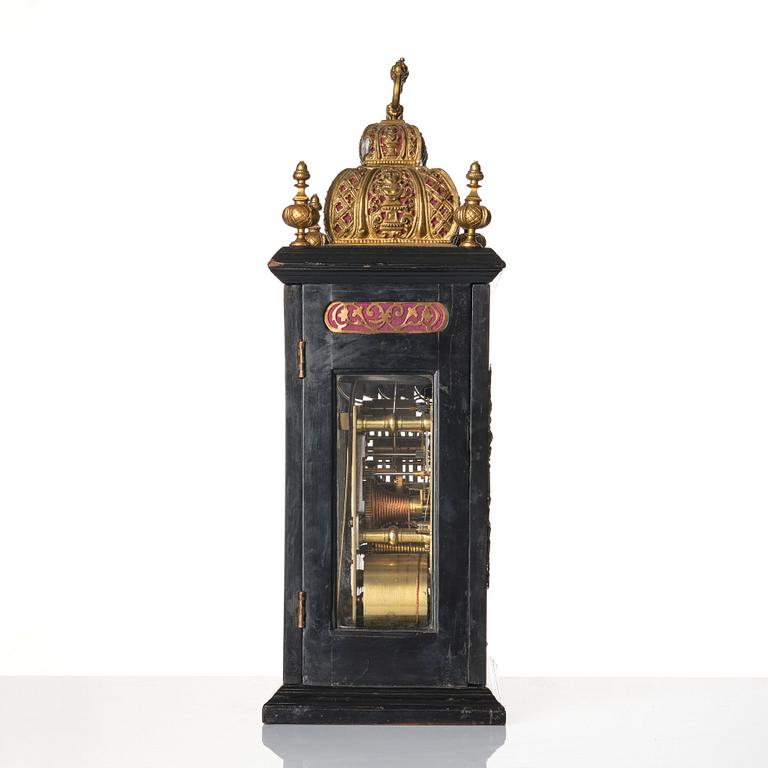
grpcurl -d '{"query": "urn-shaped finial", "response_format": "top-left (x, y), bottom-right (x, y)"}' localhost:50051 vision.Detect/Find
top-left (453, 162), bottom-right (492, 248)
top-left (282, 161), bottom-right (315, 247)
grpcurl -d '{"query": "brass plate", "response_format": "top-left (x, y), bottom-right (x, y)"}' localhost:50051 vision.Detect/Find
top-left (324, 301), bottom-right (448, 334)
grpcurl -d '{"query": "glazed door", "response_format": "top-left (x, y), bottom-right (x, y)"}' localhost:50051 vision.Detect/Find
top-left (300, 284), bottom-right (472, 687)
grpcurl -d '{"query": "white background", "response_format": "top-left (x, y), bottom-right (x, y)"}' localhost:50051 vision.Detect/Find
top-left (1, 0), bottom-right (766, 677)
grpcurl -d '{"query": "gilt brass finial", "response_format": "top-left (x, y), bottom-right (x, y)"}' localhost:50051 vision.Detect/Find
top-left (304, 194), bottom-right (327, 247)
top-left (386, 58), bottom-right (409, 120)
top-left (453, 161), bottom-right (491, 248)
top-left (282, 161), bottom-right (315, 247)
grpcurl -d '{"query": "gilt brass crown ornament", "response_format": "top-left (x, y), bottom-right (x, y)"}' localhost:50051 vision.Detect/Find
top-left (281, 58), bottom-right (491, 248)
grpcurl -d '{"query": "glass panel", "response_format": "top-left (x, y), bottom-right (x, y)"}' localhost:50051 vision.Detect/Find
top-left (336, 374), bottom-right (434, 630)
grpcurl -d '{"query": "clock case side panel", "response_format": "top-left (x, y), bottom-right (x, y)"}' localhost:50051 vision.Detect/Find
top-left (282, 284), bottom-right (303, 684)
top-left (468, 283), bottom-right (491, 685)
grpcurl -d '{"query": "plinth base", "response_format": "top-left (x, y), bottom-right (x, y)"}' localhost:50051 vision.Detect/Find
top-left (262, 684), bottom-right (505, 725)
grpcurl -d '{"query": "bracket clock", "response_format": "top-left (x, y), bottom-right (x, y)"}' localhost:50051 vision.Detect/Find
top-left (262, 59), bottom-right (506, 725)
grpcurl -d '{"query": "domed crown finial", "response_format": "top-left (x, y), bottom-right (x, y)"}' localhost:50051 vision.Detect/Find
top-left (324, 60), bottom-right (462, 244)
top-left (386, 58), bottom-right (409, 120)
top-left (282, 60), bottom-right (491, 247)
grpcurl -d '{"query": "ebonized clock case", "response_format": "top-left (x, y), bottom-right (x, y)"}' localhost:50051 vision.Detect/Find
top-left (263, 246), bottom-right (505, 725)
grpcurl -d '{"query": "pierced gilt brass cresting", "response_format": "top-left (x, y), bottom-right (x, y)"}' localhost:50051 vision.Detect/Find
top-left (280, 59), bottom-right (492, 248)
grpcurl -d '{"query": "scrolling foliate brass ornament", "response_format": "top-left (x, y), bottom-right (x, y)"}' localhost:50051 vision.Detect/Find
top-left (324, 301), bottom-right (449, 334)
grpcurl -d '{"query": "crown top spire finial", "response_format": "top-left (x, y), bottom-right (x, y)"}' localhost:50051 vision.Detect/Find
top-left (386, 58), bottom-right (409, 120)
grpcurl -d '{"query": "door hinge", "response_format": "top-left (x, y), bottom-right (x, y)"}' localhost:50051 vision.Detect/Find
top-left (296, 590), bottom-right (306, 629)
top-left (296, 340), bottom-right (306, 379)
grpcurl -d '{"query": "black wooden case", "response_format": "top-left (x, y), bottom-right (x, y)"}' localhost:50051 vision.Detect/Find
top-left (263, 246), bottom-right (505, 725)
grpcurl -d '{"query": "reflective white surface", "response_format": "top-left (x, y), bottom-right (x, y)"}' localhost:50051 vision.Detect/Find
top-left (1, 677), bottom-right (766, 768)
